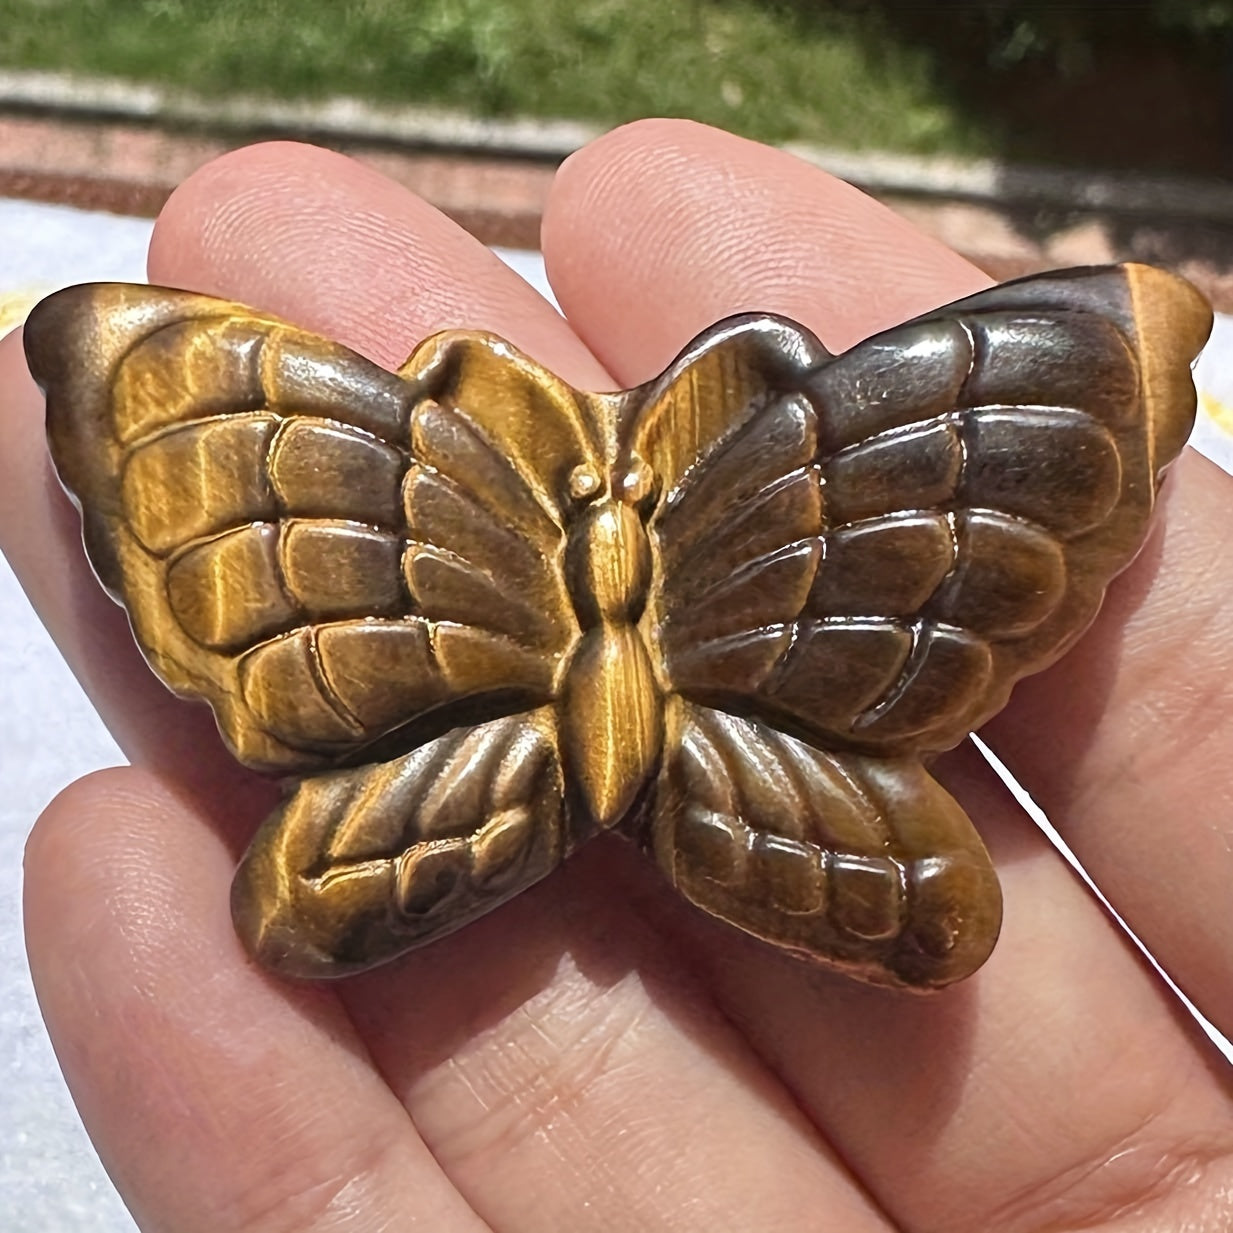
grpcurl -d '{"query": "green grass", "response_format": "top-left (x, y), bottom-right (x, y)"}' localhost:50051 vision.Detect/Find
top-left (0, 0), bottom-right (987, 156)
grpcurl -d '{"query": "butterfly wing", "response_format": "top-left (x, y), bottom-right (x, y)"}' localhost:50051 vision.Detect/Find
top-left (638, 263), bottom-right (1210, 755)
top-left (26, 283), bottom-right (596, 772)
top-left (231, 708), bottom-right (565, 977)
top-left (631, 264), bottom-right (1209, 984)
top-left (649, 699), bottom-right (1001, 988)
top-left (26, 284), bottom-right (608, 974)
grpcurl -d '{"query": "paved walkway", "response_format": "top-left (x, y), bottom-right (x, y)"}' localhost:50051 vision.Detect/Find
top-left (3, 68), bottom-right (1233, 309)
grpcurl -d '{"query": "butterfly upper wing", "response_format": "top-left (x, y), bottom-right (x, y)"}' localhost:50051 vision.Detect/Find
top-left (628, 311), bottom-right (829, 707)
top-left (25, 284), bottom-right (592, 772)
top-left (638, 264), bottom-right (1211, 756)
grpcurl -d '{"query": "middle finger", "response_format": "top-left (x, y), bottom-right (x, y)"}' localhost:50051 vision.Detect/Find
top-left (114, 140), bottom-right (893, 1232)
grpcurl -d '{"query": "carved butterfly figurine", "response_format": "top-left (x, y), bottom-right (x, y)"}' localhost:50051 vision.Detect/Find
top-left (24, 263), bottom-right (1211, 989)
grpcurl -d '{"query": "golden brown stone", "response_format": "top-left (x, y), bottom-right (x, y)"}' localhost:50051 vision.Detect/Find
top-left (25, 264), bottom-right (1211, 988)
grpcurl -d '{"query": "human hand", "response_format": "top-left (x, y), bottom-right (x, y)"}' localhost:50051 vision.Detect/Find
top-left (3, 121), bottom-right (1232, 1232)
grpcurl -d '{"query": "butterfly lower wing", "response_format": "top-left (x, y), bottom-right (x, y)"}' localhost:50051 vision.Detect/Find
top-left (642, 264), bottom-right (1211, 758)
top-left (643, 700), bottom-right (1000, 988)
top-left (232, 709), bottom-right (566, 976)
top-left (26, 284), bottom-right (587, 771)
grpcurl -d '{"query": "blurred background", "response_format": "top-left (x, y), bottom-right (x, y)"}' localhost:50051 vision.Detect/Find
top-left (3, 0), bottom-right (1231, 170)
top-left (3, 0), bottom-right (1233, 302)
top-left (3, 4), bottom-right (1233, 1231)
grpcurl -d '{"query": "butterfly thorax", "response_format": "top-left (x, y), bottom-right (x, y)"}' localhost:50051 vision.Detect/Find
top-left (557, 456), bottom-right (664, 841)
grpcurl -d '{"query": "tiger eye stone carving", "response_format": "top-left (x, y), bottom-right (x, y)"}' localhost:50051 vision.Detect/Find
top-left (25, 263), bottom-right (1211, 989)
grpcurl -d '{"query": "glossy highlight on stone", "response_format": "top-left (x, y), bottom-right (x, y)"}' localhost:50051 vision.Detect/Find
top-left (24, 264), bottom-right (1212, 989)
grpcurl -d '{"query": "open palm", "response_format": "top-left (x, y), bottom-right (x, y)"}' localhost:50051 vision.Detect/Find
top-left (4, 121), bottom-right (1232, 1232)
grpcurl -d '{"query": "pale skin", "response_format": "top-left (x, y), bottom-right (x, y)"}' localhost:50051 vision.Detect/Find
top-left (3, 119), bottom-right (1233, 1232)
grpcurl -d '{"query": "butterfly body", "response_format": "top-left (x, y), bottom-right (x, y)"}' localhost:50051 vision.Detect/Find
top-left (26, 265), bottom-right (1211, 988)
top-left (559, 477), bottom-right (664, 837)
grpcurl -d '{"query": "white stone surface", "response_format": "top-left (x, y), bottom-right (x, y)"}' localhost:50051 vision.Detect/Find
top-left (0, 553), bottom-right (128, 1233)
top-left (1192, 311), bottom-right (1233, 474)
top-left (1, 201), bottom-right (150, 1233)
top-left (1, 199), bottom-right (1231, 1231)
top-left (0, 198), bottom-right (152, 316)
